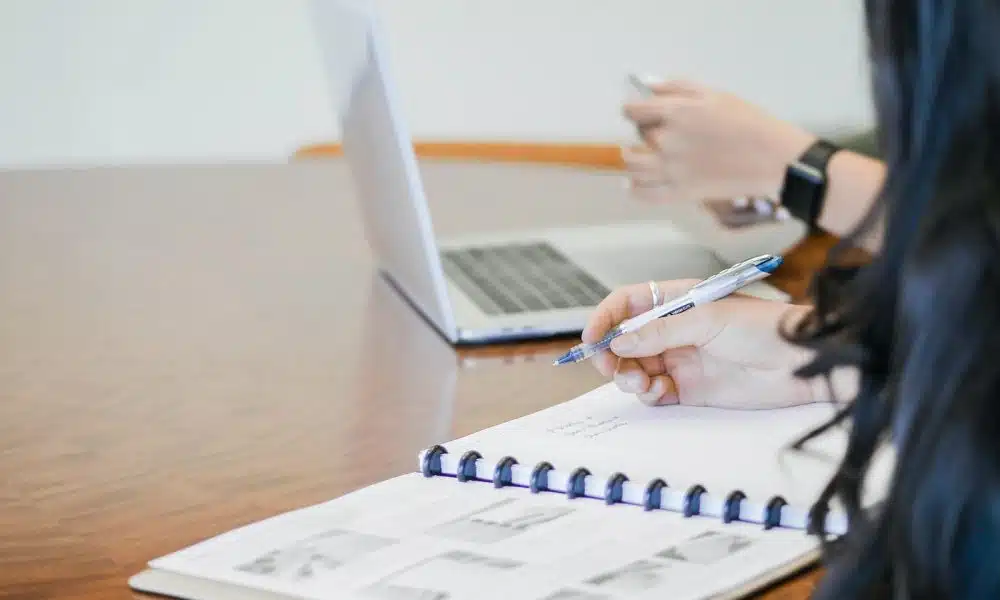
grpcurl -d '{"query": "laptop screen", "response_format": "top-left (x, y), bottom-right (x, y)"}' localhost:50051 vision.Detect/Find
top-left (309, 0), bottom-right (458, 340)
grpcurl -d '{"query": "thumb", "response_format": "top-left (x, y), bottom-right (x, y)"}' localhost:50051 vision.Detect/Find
top-left (609, 304), bottom-right (722, 357)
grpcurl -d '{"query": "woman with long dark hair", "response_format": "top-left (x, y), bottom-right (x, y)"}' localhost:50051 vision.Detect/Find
top-left (585, 1), bottom-right (1000, 596)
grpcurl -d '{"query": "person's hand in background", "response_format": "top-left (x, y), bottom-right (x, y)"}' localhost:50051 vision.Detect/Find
top-left (582, 279), bottom-right (818, 409)
top-left (621, 80), bottom-right (816, 204)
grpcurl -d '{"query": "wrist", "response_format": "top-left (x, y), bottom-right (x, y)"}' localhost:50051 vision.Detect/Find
top-left (754, 128), bottom-right (818, 199)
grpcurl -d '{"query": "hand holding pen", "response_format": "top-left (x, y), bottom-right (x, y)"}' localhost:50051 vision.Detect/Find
top-left (558, 255), bottom-right (819, 410)
top-left (555, 255), bottom-right (782, 365)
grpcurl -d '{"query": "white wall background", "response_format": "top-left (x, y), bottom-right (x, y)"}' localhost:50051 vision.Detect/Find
top-left (0, 0), bottom-right (874, 169)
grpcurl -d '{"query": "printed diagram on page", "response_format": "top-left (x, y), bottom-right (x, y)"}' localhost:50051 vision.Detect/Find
top-left (584, 560), bottom-right (675, 596)
top-left (428, 498), bottom-right (576, 544)
top-left (234, 529), bottom-right (396, 582)
top-left (577, 530), bottom-right (757, 596)
top-left (657, 530), bottom-right (754, 564)
top-left (362, 550), bottom-right (522, 599)
top-left (537, 590), bottom-right (610, 599)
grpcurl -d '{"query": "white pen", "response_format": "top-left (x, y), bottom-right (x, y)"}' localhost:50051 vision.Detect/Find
top-left (627, 73), bottom-right (656, 97)
top-left (553, 254), bottom-right (783, 365)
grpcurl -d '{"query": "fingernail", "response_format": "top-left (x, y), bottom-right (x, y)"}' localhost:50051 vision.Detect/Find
top-left (610, 333), bottom-right (636, 353)
top-left (627, 372), bottom-right (648, 392)
top-left (638, 392), bottom-right (659, 407)
top-left (648, 377), bottom-right (666, 401)
top-left (657, 378), bottom-right (680, 406)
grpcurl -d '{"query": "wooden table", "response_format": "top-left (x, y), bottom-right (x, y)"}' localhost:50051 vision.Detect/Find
top-left (0, 159), bottom-right (836, 599)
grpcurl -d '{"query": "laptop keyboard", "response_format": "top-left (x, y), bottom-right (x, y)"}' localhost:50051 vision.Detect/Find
top-left (440, 242), bottom-right (611, 316)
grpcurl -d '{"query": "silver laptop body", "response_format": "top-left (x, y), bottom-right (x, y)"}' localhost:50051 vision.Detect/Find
top-left (309, 0), bottom-right (802, 344)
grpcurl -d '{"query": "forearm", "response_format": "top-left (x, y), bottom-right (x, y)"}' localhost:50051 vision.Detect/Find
top-left (815, 150), bottom-right (886, 252)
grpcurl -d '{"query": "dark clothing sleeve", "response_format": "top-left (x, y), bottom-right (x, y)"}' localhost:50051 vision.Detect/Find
top-left (834, 129), bottom-right (881, 159)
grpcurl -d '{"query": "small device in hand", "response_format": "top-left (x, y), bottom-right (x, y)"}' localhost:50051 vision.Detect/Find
top-left (627, 73), bottom-right (655, 98)
top-left (704, 197), bottom-right (791, 230)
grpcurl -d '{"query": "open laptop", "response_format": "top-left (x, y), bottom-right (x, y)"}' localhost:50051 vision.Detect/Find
top-left (308, 0), bottom-right (804, 344)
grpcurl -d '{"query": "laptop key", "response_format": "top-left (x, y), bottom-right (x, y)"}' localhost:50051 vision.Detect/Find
top-left (441, 253), bottom-right (520, 315)
top-left (440, 242), bottom-right (610, 316)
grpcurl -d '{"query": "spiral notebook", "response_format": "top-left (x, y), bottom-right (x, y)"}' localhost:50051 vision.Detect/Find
top-left (130, 382), bottom-right (895, 600)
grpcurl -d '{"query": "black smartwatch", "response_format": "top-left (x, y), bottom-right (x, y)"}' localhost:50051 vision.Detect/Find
top-left (779, 139), bottom-right (840, 229)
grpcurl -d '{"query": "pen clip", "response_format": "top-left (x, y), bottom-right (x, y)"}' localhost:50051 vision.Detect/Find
top-left (690, 269), bottom-right (734, 290)
top-left (691, 255), bottom-right (772, 290)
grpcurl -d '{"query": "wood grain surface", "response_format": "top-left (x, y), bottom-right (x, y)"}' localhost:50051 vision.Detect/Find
top-left (0, 156), bottom-right (838, 600)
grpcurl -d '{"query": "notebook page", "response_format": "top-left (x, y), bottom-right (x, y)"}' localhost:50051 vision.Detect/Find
top-left (146, 472), bottom-right (818, 600)
top-left (431, 383), bottom-right (894, 530)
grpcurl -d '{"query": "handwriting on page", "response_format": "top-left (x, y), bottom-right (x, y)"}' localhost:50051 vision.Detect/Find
top-left (545, 415), bottom-right (628, 439)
